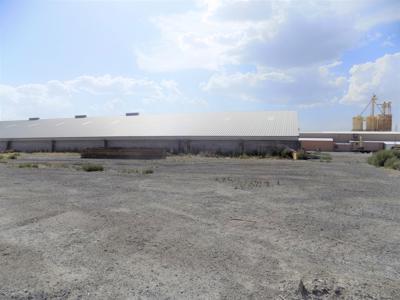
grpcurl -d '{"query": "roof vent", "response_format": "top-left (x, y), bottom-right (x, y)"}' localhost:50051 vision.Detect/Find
top-left (29, 117), bottom-right (40, 121)
top-left (75, 115), bottom-right (87, 119)
top-left (126, 112), bottom-right (139, 116)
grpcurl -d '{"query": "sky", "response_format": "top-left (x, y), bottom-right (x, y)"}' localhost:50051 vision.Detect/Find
top-left (0, 0), bottom-right (399, 131)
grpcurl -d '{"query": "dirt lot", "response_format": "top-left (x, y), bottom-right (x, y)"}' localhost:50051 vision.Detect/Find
top-left (0, 153), bottom-right (399, 299)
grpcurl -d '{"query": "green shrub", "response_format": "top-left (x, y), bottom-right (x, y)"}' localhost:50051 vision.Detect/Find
top-left (307, 152), bottom-right (321, 160)
top-left (392, 150), bottom-right (400, 159)
top-left (296, 150), bottom-right (308, 160)
top-left (319, 153), bottom-right (332, 162)
top-left (271, 146), bottom-right (293, 159)
top-left (18, 163), bottom-right (39, 169)
top-left (392, 160), bottom-right (400, 170)
top-left (141, 168), bottom-right (154, 174)
top-left (296, 150), bottom-right (331, 161)
top-left (121, 168), bottom-right (154, 175)
top-left (383, 157), bottom-right (400, 170)
top-left (368, 150), bottom-right (395, 167)
top-left (368, 149), bottom-right (400, 171)
top-left (0, 152), bottom-right (19, 160)
top-left (81, 163), bottom-right (104, 172)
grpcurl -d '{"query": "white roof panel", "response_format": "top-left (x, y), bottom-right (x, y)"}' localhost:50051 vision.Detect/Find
top-left (0, 111), bottom-right (298, 140)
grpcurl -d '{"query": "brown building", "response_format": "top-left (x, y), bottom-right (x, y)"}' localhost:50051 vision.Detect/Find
top-left (299, 138), bottom-right (334, 151)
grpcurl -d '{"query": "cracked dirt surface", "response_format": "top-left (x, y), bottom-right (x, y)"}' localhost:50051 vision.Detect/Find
top-left (0, 152), bottom-right (399, 299)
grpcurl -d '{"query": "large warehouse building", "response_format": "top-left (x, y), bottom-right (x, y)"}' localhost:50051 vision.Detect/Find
top-left (0, 111), bottom-right (300, 155)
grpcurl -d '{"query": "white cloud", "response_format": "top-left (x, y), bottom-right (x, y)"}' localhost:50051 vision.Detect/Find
top-left (201, 65), bottom-right (346, 106)
top-left (0, 75), bottom-right (193, 120)
top-left (201, 0), bottom-right (277, 21)
top-left (201, 69), bottom-right (293, 91)
top-left (136, 10), bottom-right (247, 72)
top-left (136, 0), bottom-right (394, 72)
top-left (355, 0), bottom-right (400, 30)
top-left (135, 0), bottom-right (397, 115)
top-left (136, 2), bottom-right (282, 72)
top-left (238, 13), bottom-right (359, 68)
top-left (342, 52), bottom-right (400, 104)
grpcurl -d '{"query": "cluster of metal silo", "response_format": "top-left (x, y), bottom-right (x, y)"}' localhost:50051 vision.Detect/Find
top-left (352, 95), bottom-right (392, 132)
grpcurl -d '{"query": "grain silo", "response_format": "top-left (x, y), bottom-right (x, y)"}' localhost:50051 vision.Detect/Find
top-left (352, 115), bottom-right (364, 131)
top-left (366, 115), bottom-right (377, 131)
top-left (376, 102), bottom-right (392, 131)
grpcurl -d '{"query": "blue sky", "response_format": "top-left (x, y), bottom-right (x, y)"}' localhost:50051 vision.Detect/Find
top-left (0, 0), bottom-right (399, 130)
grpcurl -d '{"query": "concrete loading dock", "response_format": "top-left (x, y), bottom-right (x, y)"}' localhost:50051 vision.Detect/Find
top-left (300, 131), bottom-right (400, 143)
top-left (300, 131), bottom-right (400, 152)
top-left (0, 111), bottom-right (299, 155)
top-left (348, 140), bottom-right (385, 152)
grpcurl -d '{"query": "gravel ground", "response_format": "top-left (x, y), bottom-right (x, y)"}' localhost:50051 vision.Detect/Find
top-left (0, 152), bottom-right (399, 299)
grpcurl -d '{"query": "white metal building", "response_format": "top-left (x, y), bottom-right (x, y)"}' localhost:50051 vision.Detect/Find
top-left (0, 111), bottom-right (299, 154)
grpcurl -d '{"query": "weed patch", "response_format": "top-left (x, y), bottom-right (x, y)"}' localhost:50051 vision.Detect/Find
top-left (0, 152), bottom-right (20, 160)
top-left (81, 163), bottom-right (104, 172)
top-left (368, 150), bottom-right (400, 171)
top-left (18, 163), bottom-right (39, 169)
top-left (297, 151), bottom-right (332, 162)
top-left (142, 168), bottom-right (154, 174)
top-left (319, 153), bottom-right (332, 162)
top-left (121, 168), bottom-right (154, 175)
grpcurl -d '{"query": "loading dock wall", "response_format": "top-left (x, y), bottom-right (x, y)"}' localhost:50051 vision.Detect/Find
top-left (0, 138), bottom-right (299, 155)
top-left (108, 139), bottom-right (299, 155)
top-left (242, 140), bottom-right (299, 155)
top-left (189, 140), bottom-right (242, 155)
top-left (7, 140), bottom-right (53, 152)
top-left (107, 140), bottom-right (180, 154)
top-left (54, 140), bottom-right (105, 152)
top-left (351, 141), bottom-right (384, 152)
top-left (0, 141), bottom-right (7, 152)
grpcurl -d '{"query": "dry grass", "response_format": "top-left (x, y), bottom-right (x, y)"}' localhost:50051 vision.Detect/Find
top-left (0, 152), bottom-right (20, 160)
top-left (368, 150), bottom-right (400, 170)
top-left (121, 168), bottom-right (154, 175)
top-left (18, 163), bottom-right (39, 169)
top-left (81, 163), bottom-right (104, 172)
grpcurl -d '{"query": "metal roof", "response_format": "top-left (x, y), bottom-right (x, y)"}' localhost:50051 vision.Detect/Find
top-left (384, 141), bottom-right (400, 145)
top-left (0, 111), bottom-right (298, 140)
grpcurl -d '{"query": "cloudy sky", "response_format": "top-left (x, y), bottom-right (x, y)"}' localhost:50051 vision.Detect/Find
top-left (0, 0), bottom-right (399, 130)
